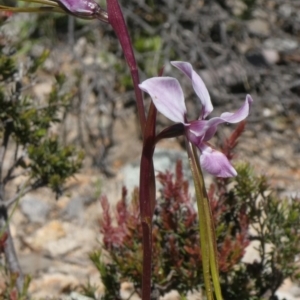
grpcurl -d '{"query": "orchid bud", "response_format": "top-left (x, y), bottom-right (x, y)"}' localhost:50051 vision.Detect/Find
top-left (56, 0), bottom-right (108, 21)
top-left (0, 0), bottom-right (108, 21)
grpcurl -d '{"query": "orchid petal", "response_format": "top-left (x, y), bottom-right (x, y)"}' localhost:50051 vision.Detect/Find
top-left (171, 61), bottom-right (213, 119)
top-left (199, 145), bottom-right (237, 177)
top-left (202, 94), bottom-right (254, 141)
top-left (219, 94), bottom-right (253, 123)
top-left (202, 118), bottom-right (224, 141)
top-left (139, 77), bottom-right (187, 123)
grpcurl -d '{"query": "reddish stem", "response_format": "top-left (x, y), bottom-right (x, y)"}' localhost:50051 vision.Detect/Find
top-left (106, 2), bottom-right (157, 299)
top-left (139, 102), bottom-right (157, 300)
top-left (106, 0), bottom-right (146, 137)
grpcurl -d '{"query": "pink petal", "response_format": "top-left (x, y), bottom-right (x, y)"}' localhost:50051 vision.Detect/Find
top-left (202, 120), bottom-right (220, 142)
top-left (171, 61), bottom-right (213, 119)
top-left (219, 94), bottom-right (253, 123)
top-left (139, 77), bottom-right (187, 123)
top-left (203, 94), bottom-right (254, 141)
top-left (199, 145), bottom-right (237, 177)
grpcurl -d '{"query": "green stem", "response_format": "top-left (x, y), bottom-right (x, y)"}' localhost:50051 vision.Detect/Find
top-left (186, 140), bottom-right (223, 300)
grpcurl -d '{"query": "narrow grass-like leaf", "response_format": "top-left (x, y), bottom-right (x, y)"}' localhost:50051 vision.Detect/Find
top-left (187, 141), bottom-right (223, 300)
top-left (0, 5), bottom-right (63, 13)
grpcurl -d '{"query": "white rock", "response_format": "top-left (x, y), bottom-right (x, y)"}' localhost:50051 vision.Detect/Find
top-left (28, 273), bottom-right (79, 298)
top-left (70, 292), bottom-right (94, 300)
top-left (262, 49), bottom-right (280, 65)
top-left (279, 4), bottom-right (293, 18)
top-left (276, 278), bottom-right (300, 300)
top-left (24, 220), bottom-right (66, 250)
top-left (264, 38), bottom-right (298, 52)
top-left (120, 282), bottom-right (141, 300)
top-left (247, 19), bottom-right (270, 37)
top-left (46, 237), bottom-right (79, 257)
top-left (242, 240), bottom-right (274, 265)
top-left (20, 196), bottom-right (51, 223)
top-left (160, 290), bottom-right (180, 300)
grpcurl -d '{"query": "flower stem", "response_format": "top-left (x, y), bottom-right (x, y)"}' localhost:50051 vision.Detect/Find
top-left (186, 141), bottom-right (223, 300)
top-left (139, 102), bottom-right (157, 300)
top-left (106, 0), bottom-right (146, 137)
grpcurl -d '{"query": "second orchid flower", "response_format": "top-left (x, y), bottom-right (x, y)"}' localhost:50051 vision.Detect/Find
top-left (139, 61), bottom-right (253, 178)
top-left (0, 0), bottom-right (108, 22)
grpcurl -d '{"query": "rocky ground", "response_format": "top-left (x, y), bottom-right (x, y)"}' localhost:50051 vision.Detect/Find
top-left (1, 0), bottom-right (300, 299)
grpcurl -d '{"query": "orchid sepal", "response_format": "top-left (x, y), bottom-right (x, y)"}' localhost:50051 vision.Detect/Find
top-left (171, 61), bottom-right (213, 119)
top-left (139, 77), bottom-right (187, 124)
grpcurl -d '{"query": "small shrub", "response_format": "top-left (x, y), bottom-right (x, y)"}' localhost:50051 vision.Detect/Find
top-left (0, 25), bottom-right (83, 295)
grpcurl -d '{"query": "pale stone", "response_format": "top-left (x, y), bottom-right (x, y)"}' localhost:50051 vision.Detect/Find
top-left (20, 196), bottom-right (51, 223)
top-left (160, 290), bottom-right (181, 300)
top-left (262, 49), bottom-right (280, 65)
top-left (24, 220), bottom-right (66, 250)
top-left (279, 4), bottom-right (293, 18)
top-left (120, 282), bottom-right (141, 300)
top-left (242, 240), bottom-right (274, 264)
top-left (19, 253), bottom-right (53, 274)
top-left (33, 81), bottom-right (53, 100)
top-left (74, 37), bottom-right (87, 57)
top-left (28, 273), bottom-right (80, 298)
top-left (229, 0), bottom-right (247, 16)
top-left (264, 38), bottom-right (298, 52)
top-left (186, 290), bottom-right (202, 300)
top-left (69, 292), bottom-right (94, 300)
top-left (87, 269), bottom-right (105, 300)
top-left (46, 237), bottom-right (79, 257)
top-left (247, 19), bottom-right (270, 37)
top-left (276, 278), bottom-right (300, 299)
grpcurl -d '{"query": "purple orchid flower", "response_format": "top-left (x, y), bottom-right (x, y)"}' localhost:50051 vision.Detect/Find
top-left (139, 61), bottom-right (253, 177)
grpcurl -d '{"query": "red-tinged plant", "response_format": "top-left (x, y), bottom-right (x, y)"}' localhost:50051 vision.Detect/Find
top-left (0, 231), bottom-right (8, 253)
top-left (9, 289), bottom-right (18, 300)
top-left (87, 122), bottom-right (300, 300)
top-left (208, 184), bottom-right (250, 274)
top-left (0, 270), bottom-right (31, 300)
top-left (0, 11), bottom-right (13, 18)
top-left (100, 187), bottom-right (142, 257)
top-left (96, 158), bottom-right (251, 297)
top-left (221, 120), bottom-right (246, 161)
top-left (0, 201), bottom-right (31, 299)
